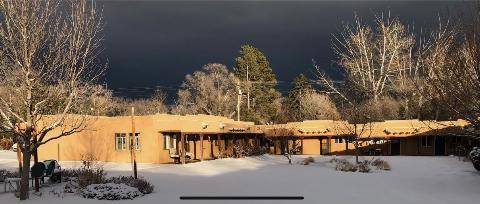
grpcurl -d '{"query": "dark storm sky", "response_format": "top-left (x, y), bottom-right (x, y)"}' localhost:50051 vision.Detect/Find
top-left (100, 0), bottom-right (469, 101)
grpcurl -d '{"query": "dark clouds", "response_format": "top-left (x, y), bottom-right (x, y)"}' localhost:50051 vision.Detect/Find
top-left (100, 1), bottom-right (469, 101)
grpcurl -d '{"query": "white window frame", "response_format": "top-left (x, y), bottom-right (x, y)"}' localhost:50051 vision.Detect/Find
top-left (129, 133), bottom-right (140, 151)
top-left (115, 133), bottom-right (126, 151)
top-left (164, 134), bottom-right (177, 150)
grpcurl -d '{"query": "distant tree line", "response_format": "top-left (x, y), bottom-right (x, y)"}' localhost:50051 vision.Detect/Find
top-left (30, 3), bottom-right (478, 128)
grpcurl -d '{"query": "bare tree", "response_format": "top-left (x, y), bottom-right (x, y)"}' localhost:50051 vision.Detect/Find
top-left (422, 6), bottom-right (480, 136)
top-left (173, 63), bottom-right (239, 118)
top-left (333, 13), bottom-right (415, 102)
top-left (315, 63), bottom-right (377, 163)
top-left (0, 0), bottom-right (104, 200)
top-left (299, 90), bottom-right (341, 120)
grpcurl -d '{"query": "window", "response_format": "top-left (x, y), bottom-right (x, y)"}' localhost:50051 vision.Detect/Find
top-left (334, 136), bottom-right (343, 144)
top-left (163, 134), bottom-right (177, 150)
top-left (421, 136), bottom-right (433, 147)
top-left (129, 133), bottom-right (140, 150)
top-left (115, 133), bottom-right (126, 150)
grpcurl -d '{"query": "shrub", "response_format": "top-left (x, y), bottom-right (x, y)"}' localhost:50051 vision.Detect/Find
top-left (0, 137), bottom-right (13, 150)
top-left (357, 161), bottom-right (371, 173)
top-left (301, 157), bottom-right (315, 165)
top-left (371, 158), bottom-right (391, 171)
top-left (78, 154), bottom-right (106, 188)
top-left (61, 169), bottom-right (80, 179)
top-left (469, 147), bottom-right (480, 171)
top-left (334, 159), bottom-right (357, 172)
top-left (329, 157), bottom-right (340, 163)
top-left (82, 183), bottom-right (143, 200)
top-left (78, 167), bottom-right (106, 188)
top-left (106, 176), bottom-right (154, 194)
top-left (0, 169), bottom-right (19, 179)
top-left (64, 181), bottom-right (79, 193)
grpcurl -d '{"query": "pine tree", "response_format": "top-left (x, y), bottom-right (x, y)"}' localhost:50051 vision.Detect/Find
top-left (234, 45), bottom-right (281, 124)
top-left (286, 74), bottom-right (313, 121)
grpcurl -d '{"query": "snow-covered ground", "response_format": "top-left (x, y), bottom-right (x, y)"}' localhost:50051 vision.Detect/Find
top-left (1, 150), bottom-right (480, 204)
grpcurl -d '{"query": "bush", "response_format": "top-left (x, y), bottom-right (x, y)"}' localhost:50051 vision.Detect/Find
top-left (334, 159), bottom-right (357, 172)
top-left (371, 158), bottom-right (391, 171)
top-left (469, 147), bottom-right (480, 171)
top-left (357, 161), bottom-right (371, 173)
top-left (106, 176), bottom-right (154, 194)
top-left (61, 169), bottom-right (80, 179)
top-left (78, 167), bottom-right (106, 188)
top-left (77, 154), bottom-right (106, 188)
top-left (64, 181), bottom-right (79, 193)
top-left (0, 169), bottom-right (19, 180)
top-left (0, 137), bottom-right (13, 150)
top-left (329, 157), bottom-right (340, 163)
top-left (82, 183), bottom-right (143, 200)
top-left (301, 157), bottom-right (315, 165)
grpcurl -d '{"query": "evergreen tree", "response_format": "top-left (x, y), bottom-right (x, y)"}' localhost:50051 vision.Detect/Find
top-left (286, 74), bottom-right (313, 121)
top-left (234, 45), bottom-right (281, 124)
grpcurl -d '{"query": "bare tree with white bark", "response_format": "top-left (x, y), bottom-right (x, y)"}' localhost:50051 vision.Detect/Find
top-left (0, 0), bottom-right (104, 200)
top-left (173, 63), bottom-right (239, 118)
top-left (421, 5), bottom-right (480, 136)
top-left (333, 13), bottom-right (416, 102)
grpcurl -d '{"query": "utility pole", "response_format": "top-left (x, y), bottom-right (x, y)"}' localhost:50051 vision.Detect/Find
top-left (237, 83), bottom-right (242, 121)
top-left (246, 65), bottom-right (250, 110)
top-left (131, 107), bottom-right (138, 179)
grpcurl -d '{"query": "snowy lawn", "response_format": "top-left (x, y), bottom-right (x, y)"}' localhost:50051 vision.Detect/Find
top-left (0, 150), bottom-right (480, 204)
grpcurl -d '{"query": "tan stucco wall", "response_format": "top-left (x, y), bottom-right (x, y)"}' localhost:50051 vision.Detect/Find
top-left (38, 114), bottom-right (259, 164)
top-left (36, 115), bottom-right (469, 163)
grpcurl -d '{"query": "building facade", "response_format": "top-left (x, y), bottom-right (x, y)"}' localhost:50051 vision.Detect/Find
top-left (37, 114), bottom-right (476, 164)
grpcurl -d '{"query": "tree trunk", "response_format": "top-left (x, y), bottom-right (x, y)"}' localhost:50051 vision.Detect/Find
top-left (20, 150), bottom-right (31, 200)
top-left (354, 136), bottom-right (360, 164)
top-left (33, 148), bottom-right (39, 192)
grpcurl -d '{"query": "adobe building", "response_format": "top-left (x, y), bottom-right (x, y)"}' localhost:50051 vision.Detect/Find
top-left (263, 119), bottom-right (474, 157)
top-left (37, 114), bottom-right (476, 164)
top-left (38, 114), bottom-right (264, 164)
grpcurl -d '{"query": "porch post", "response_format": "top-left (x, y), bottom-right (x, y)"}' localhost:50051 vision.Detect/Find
top-left (300, 137), bottom-right (304, 155)
top-left (319, 138), bottom-right (323, 155)
top-left (180, 133), bottom-right (186, 164)
top-left (193, 135), bottom-right (197, 160)
top-left (210, 135), bottom-right (215, 159)
top-left (327, 136), bottom-right (332, 155)
top-left (200, 134), bottom-right (204, 161)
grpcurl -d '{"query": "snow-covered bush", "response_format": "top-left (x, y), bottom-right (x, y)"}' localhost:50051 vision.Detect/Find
top-left (82, 183), bottom-right (143, 200)
top-left (78, 167), bottom-right (106, 188)
top-left (334, 159), bottom-right (357, 172)
top-left (371, 158), bottom-right (391, 170)
top-left (78, 154), bottom-right (106, 188)
top-left (0, 169), bottom-right (19, 179)
top-left (106, 176), bottom-right (154, 194)
top-left (301, 157), bottom-right (315, 165)
top-left (469, 147), bottom-right (480, 171)
top-left (357, 161), bottom-right (370, 173)
top-left (64, 181), bottom-right (79, 193)
top-left (61, 169), bottom-right (80, 179)
top-left (329, 157), bottom-right (341, 163)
